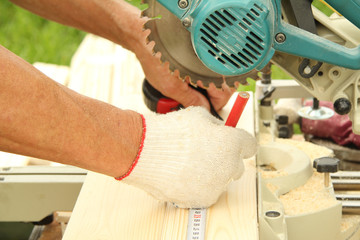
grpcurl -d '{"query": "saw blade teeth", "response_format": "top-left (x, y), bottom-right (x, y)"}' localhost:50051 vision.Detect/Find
top-left (189, 78), bottom-right (199, 87)
top-left (142, 0), bottom-right (262, 90)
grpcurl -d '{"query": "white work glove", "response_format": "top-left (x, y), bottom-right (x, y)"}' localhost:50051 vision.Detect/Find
top-left (119, 107), bottom-right (257, 208)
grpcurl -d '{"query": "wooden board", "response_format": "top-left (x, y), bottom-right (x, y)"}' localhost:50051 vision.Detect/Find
top-left (62, 34), bottom-right (258, 240)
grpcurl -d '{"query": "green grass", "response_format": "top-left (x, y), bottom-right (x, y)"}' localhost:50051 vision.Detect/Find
top-left (126, 0), bottom-right (148, 11)
top-left (0, 1), bottom-right (86, 65)
top-left (313, 0), bottom-right (334, 16)
top-left (238, 65), bottom-right (292, 92)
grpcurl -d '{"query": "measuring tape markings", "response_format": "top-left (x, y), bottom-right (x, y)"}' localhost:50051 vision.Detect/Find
top-left (187, 208), bottom-right (207, 240)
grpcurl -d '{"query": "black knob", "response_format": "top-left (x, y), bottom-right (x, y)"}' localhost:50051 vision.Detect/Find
top-left (278, 126), bottom-right (290, 138)
top-left (313, 157), bottom-right (340, 173)
top-left (276, 115), bottom-right (289, 125)
top-left (334, 98), bottom-right (351, 115)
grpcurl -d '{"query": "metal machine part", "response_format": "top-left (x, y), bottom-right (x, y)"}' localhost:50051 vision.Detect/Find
top-left (272, 6), bottom-right (360, 134)
top-left (143, 0), bottom-right (259, 88)
top-left (255, 79), bottom-right (312, 135)
top-left (139, 2), bottom-right (360, 239)
top-left (309, 137), bottom-right (360, 165)
top-left (143, 0), bottom-right (360, 134)
top-left (275, 115), bottom-right (293, 138)
top-left (332, 171), bottom-right (360, 214)
top-left (148, 0), bottom-right (360, 77)
top-left (257, 143), bottom-right (344, 240)
top-left (313, 157), bottom-right (340, 187)
top-left (0, 166), bottom-right (86, 222)
top-left (298, 104), bottom-right (334, 120)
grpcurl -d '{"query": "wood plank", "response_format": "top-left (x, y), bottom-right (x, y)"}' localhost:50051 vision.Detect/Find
top-left (33, 62), bottom-right (70, 86)
top-left (68, 34), bottom-right (115, 101)
top-left (0, 152), bottom-right (29, 167)
top-left (111, 45), bottom-right (144, 107)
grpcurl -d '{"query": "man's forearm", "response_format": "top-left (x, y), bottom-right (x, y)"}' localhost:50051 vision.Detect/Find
top-left (9, 0), bottom-right (224, 110)
top-left (9, 0), bottom-right (146, 53)
top-left (0, 45), bottom-right (142, 177)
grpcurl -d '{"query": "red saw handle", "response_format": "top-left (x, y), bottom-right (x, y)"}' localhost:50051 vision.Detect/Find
top-left (225, 92), bottom-right (250, 127)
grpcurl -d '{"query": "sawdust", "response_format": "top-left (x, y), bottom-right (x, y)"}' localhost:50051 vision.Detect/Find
top-left (259, 133), bottom-right (360, 233)
top-left (259, 133), bottom-right (337, 216)
top-left (266, 183), bottom-right (279, 193)
top-left (259, 162), bottom-right (288, 179)
top-left (341, 215), bottom-right (360, 232)
top-left (279, 171), bottom-right (337, 216)
top-left (261, 169), bottom-right (288, 179)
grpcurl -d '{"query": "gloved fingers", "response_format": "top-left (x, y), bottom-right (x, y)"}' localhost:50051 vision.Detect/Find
top-left (182, 106), bottom-right (224, 125)
top-left (231, 159), bottom-right (245, 180)
top-left (232, 128), bottom-right (257, 159)
top-left (180, 107), bottom-right (257, 158)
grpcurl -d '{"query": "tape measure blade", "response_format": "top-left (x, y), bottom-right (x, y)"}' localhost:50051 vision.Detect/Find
top-left (186, 208), bottom-right (207, 240)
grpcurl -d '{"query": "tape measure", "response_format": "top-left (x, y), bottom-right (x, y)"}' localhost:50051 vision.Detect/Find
top-left (185, 92), bottom-right (250, 240)
top-left (187, 208), bottom-right (207, 240)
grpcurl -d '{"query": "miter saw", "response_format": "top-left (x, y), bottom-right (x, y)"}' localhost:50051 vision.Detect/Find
top-left (141, 0), bottom-right (360, 239)
top-left (142, 0), bottom-right (360, 133)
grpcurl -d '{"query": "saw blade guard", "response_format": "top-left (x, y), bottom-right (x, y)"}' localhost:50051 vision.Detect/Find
top-left (158, 0), bottom-right (276, 76)
top-left (190, 0), bottom-right (276, 76)
top-left (156, 0), bottom-right (360, 74)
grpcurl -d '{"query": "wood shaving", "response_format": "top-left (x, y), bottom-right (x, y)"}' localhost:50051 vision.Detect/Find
top-left (259, 133), bottom-right (337, 216)
top-left (279, 172), bottom-right (337, 216)
top-left (261, 169), bottom-right (288, 179)
top-left (341, 215), bottom-right (360, 232)
top-left (266, 183), bottom-right (279, 193)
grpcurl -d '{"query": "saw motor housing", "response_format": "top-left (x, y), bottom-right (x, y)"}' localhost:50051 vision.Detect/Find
top-left (152, 0), bottom-right (360, 134)
top-left (159, 0), bottom-right (276, 76)
top-left (186, 0), bottom-right (275, 76)
top-left (158, 0), bottom-right (360, 76)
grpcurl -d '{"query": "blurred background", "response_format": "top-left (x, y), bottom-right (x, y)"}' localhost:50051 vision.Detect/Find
top-left (0, 0), bottom-right (331, 87)
top-left (0, 1), bottom-right (86, 66)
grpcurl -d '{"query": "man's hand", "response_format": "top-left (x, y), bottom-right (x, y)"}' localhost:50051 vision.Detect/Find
top-left (120, 107), bottom-right (257, 208)
top-left (10, 0), bottom-right (235, 112)
top-left (133, 17), bottom-right (236, 112)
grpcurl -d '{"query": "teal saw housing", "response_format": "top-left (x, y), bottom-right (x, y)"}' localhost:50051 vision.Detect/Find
top-left (157, 0), bottom-right (360, 76)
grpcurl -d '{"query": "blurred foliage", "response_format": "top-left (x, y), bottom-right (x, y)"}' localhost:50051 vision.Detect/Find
top-left (1, 0), bottom-right (334, 68)
top-left (125, 0), bottom-right (148, 11)
top-left (313, 0), bottom-right (334, 16)
top-left (238, 65), bottom-right (291, 92)
top-left (0, 1), bottom-right (85, 65)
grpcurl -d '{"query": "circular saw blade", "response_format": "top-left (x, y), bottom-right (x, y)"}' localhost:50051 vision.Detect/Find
top-left (142, 0), bottom-right (259, 88)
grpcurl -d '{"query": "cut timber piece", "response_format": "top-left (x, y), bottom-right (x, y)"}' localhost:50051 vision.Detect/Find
top-left (33, 62), bottom-right (70, 86)
top-left (0, 152), bottom-right (29, 167)
top-left (67, 34), bottom-right (144, 104)
top-left (68, 34), bottom-right (115, 101)
top-left (111, 44), bottom-right (144, 107)
top-left (63, 93), bottom-right (257, 240)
